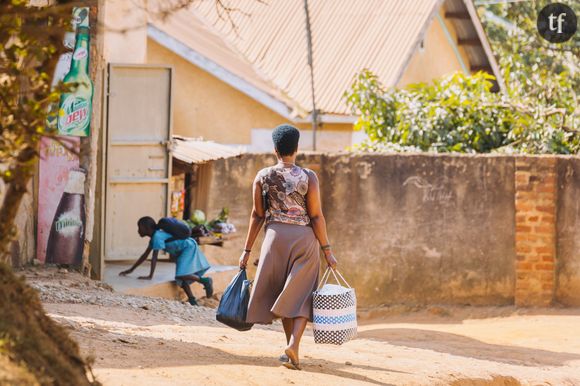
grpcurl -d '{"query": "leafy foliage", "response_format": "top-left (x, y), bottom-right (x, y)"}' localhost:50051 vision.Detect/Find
top-left (0, 1), bottom-right (244, 383)
top-left (346, 1), bottom-right (579, 154)
top-left (0, 0), bottom-right (81, 255)
top-left (347, 71), bottom-right (517, 153)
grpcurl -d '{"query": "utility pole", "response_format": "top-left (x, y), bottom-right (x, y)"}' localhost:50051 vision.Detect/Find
top-left (303, 0), bottom-right (318, 151)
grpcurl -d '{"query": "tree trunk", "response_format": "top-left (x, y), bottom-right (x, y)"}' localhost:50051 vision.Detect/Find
top-left (0, 263), bottom-right (98, 385)
top-left (0, 146), bottom-right (37, 262)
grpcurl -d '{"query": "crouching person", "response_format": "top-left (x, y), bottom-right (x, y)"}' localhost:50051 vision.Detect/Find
top-left (119, 216), bottom-right (213, 306)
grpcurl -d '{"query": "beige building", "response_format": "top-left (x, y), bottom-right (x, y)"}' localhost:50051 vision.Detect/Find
top-left (104, 0), bottom-right (502, 152)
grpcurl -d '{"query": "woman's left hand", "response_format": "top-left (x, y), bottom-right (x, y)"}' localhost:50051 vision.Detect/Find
top-left (239, 251), bottom-right (251, 269)
top-left (324, 252), bottom-right (337, 269)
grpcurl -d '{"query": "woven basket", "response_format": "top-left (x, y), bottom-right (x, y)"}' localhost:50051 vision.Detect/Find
top-left (312, 268), bottom-right (357, 345)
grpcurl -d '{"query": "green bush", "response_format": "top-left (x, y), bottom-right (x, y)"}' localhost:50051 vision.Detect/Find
top-left (345, 1), bottom-right (579, 154)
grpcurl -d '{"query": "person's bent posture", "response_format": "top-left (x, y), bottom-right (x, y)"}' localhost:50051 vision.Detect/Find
top-left (120, 217), bottom-right (213, 306)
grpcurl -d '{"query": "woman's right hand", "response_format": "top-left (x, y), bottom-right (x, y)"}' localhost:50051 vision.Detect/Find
top-left (239, 250), bottom-right (251, 269)
top-left (324, 252), bottom-right (338, 269)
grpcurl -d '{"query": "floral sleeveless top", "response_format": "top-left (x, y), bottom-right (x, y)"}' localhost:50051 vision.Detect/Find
top-left (258, 165), bottom-right (310, 226)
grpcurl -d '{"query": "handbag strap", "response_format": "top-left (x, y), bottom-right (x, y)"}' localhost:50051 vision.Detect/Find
top-left (317, 267), bottom-right (352, 290)
top-left (318, 267), bottom-right (332, 289)
top-left (333, 268), bottom-right (352, 288)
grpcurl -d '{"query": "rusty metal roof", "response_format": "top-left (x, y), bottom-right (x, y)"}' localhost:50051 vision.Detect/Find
top-left (172, 136), bottom-right (244, 164)
top-left (150, 0), bottom-right (501, 116)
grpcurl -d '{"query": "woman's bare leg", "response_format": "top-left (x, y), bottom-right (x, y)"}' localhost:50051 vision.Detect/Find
top-left (285, 317), bottom-right (307, 369)
top-left (282, 318), bottom-right (294, 345)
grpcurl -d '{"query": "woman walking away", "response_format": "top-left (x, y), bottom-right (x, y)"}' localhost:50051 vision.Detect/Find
top-left (240, 124), bottom-right (337, 370)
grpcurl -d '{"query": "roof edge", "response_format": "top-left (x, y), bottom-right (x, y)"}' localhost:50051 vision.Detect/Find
top-left (295, 114), bottom-right (357, 124)
top-left (462, 0), bottom-right (506, 92)
top-left (147, 24), bottom-right (298, 121)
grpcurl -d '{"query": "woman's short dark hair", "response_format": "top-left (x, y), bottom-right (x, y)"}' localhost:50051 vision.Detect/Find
top-left (138, 216), bottom-right (157, 230)
top-left (272, 124), bottom-right (300, 156)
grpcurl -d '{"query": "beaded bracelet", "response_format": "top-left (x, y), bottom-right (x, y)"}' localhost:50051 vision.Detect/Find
top-left (320, 244), bottom-right (331, 251)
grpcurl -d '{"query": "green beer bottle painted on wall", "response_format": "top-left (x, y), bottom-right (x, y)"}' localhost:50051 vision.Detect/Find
top-left (58, 26), bottom-right (93, 137)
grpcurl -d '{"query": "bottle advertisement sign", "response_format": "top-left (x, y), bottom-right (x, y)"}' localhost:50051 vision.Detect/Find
top-left (37, 137), bottom-right (82, 264)
top-left (37, 7), bottom-right (91, 265)
top-left (57, 7), bottom-right (93, 137)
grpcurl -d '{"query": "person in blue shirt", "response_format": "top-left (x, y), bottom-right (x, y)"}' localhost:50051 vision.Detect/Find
top-left (119, 216), bottom-right (213, 306)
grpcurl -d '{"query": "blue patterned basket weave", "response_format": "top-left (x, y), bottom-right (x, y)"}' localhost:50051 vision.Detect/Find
top-left (312, 268), bottom-right (357, 345)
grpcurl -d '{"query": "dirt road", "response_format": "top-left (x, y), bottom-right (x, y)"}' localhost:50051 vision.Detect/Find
top-left (25, 269), bottom-right (580, 385)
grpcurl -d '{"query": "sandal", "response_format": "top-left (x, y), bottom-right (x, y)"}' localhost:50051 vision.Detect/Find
top-left (278, 354), bottom-right (289, 363)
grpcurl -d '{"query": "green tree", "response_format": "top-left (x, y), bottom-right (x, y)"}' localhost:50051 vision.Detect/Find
top-left (0, 2), bottom-right (100, 383)
top-left (346, 1), bottom-right (579, 154)
top-left (0, 0), bottom-right (75, 255)
top-left (478, 0), bottom-right (579, 153)
top-left (0, 1), bottom-right (251, 383)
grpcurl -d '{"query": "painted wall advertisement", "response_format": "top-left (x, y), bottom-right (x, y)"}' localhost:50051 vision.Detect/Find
top-left (37, 7), bottom-right (93, 265)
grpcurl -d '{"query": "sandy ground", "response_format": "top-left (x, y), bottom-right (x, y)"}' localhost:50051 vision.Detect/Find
top-left (22, 268), bottom-right (580, 386)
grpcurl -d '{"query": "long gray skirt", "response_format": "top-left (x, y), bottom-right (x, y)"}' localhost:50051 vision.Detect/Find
top-left (246, 222), bottom-right (320, 324)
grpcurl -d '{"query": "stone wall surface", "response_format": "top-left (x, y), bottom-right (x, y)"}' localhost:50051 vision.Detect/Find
top-left (204, 153), bottom-right (525, 307)
top-left (557, 157), bottom-right (580, 306)
top-left (319, 154), bottom-right (516, 306)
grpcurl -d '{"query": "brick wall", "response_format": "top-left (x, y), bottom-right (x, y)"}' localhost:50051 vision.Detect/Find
top-left (514, 158), bottom-right (557, 307)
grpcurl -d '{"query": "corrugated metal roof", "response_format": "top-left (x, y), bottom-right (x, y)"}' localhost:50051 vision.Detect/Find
top-left (149, 9), bottom-right (300, 113)
top-left (150, 0), bottom-right (501, 115)
top-left (190, 0), bottom-right (440, 116)
top-left (172, 136), bottom-right (244, 164)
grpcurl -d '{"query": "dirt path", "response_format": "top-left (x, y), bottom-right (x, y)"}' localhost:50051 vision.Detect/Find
top-left (24, 268), bottom-right (580, 385)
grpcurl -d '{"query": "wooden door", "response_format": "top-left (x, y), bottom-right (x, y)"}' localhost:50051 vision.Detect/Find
top-left (104, 64), bottom-right (172, 261)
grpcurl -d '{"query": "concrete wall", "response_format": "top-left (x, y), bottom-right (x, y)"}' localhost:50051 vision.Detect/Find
top-left (557, 158), bottom-right (580, 306)
top-left (320, 154), bottom-right (516, 307)
top-left (203, 153), bottom-right (519, 307)
top-left (102, 0), bottom-right (147, 63)
top-left (202, 153), bottom-right (580, 308)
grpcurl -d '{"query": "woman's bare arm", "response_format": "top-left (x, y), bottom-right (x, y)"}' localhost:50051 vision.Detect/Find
top-left (239, 176), bottom-right (266, 269)
top-left (306, 171), bottom-right (337, 269)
